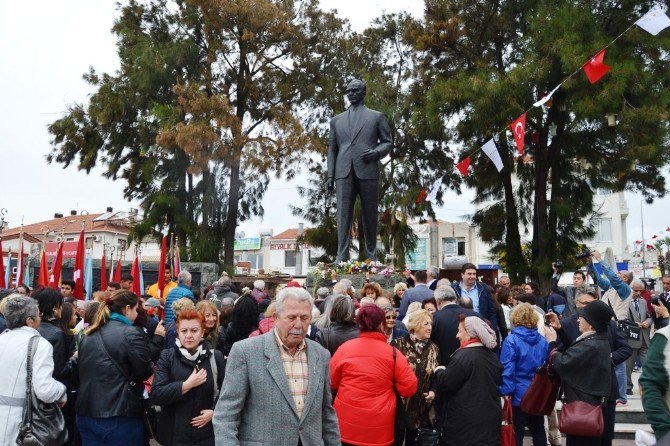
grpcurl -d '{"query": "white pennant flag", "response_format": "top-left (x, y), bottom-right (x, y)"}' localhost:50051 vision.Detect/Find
top-left (533, 85), bottom-right (561, 108)
top-left (636, 5), bottom-right (670, 36)
top-left (482, 138), bottom-right (504, 172)
top-left (425, 177), bottom-right (442, 202)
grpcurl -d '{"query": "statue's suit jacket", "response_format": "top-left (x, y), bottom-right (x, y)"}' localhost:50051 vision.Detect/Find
top-left (212, 331), bottom-right (341, 446)
top-left (327, 106), bottom-right (393, 181)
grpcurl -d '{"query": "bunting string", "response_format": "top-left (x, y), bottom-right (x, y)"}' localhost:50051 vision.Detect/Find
top-left (452, 5), bottom-right (669, 178)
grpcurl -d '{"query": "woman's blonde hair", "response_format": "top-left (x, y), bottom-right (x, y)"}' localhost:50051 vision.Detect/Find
top-left (510, 302), bottom-right (539, 329)
top-left (393, 282), bottom-right (408, 294)
top-left (264, 302), bottom-right (276, 318)
top-left (406, 309), bottom-right (432, 333)
top-left (405, 301), bottom-right (422, 317)
top-left (93, 290), bottom-right (110, 304)
top-left (172, 297), bottom-right (195, 318)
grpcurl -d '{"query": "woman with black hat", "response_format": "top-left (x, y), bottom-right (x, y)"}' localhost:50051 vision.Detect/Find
top-left (545, 300), bottom-right (614, 446)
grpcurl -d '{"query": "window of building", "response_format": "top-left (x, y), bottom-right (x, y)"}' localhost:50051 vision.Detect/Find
top-left (284, 250), bottom-right (296, 268)
top-left (118, 239), bottom-right (127, 251)
top-left (247, 254), bottom-right (264, 270)
top-left (443, 237), bottom-right (466, 256)
top-left (85, 237), bottom-right (94, 249)
top-left (594, 218), bottom-right (613, 242)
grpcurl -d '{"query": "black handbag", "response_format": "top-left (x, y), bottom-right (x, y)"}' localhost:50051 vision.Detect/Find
top-left (17, 336), bottom-right (69, 446)
top-left (415, 427), bottom-right (440, 446)
top-left (392, 347), bottom-right (410, 429)
top-left (618, 320), bottom-right (641, 341)
top-left (606, 300), bottom-right (641, 341)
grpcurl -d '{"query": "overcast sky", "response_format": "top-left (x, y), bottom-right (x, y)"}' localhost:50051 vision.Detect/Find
top-left (0, 0), bottom-right (666, 248)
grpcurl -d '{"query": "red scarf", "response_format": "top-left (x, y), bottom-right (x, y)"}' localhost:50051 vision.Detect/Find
top-left (460, 337), bottom-right (481, 348)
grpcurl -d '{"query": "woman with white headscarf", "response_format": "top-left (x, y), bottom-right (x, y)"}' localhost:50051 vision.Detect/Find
top-left (433, 315), bottom-right (502, 446)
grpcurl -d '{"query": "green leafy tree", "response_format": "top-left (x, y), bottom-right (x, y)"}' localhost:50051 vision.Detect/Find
top-left (48, 0), bottom-right (349, 267)
top-left (413, 0), bottom-right (670, 288)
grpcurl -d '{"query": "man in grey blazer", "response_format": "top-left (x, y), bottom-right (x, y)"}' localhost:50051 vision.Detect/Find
top-left (213, 287), bottom-right (340, 445)
top-left (625, 280), bottom-right (652, 395)
top-left (327, 79), bottom-right (393, 261)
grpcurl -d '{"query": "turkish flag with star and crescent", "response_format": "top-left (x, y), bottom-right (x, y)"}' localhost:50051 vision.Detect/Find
top-left (510, 113), bottom-right (526, 155)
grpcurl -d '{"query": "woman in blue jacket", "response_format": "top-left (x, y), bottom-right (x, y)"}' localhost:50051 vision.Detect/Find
top-left (500, 303), bottom-right (550, 446)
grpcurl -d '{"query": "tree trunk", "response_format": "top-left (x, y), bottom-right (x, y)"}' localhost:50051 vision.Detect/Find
top-left (223, 157), bottom-right (241, 269)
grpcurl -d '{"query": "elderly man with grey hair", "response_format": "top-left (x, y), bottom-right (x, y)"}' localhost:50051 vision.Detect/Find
top-left (0, 297), bottom-right (68, 445)
top-left (426, 265), bottom-right (440, 290)
top-left (164, 270), bottom-right (195, 324)
top-left (434, 285), bottom-right (458, 310)
top-left (431, 285), bottom-right (479, 366)
top-left (214, 287), bottom-right (340, 445)
top-left (332, 278), bottom-right (354, 298)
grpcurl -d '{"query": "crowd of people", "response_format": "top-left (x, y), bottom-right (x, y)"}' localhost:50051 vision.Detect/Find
top-left (1, 253), bottom-right (670, 446)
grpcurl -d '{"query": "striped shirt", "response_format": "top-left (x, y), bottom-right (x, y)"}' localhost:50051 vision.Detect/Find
top-left (274, 328), bottom-right (309, 418)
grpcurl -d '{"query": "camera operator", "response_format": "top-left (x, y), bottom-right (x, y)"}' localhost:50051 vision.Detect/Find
top-left (587, 250), bottom-right (632, 320)
top-left (550, 261), bottom-right (588, 318)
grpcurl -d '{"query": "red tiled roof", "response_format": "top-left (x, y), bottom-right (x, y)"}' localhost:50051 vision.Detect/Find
top-left (3, 213), bottom-right (131, 241)
top-left (271, 228), bottom-right (312, 240)
top-left (0, 233), bottom-right (42, 243)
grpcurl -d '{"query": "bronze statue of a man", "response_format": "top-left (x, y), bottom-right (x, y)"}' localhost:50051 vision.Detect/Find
top-left (327, 79), bottom-right (393, 261)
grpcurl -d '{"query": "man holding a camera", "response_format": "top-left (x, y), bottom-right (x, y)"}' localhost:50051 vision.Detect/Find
top-left (551, 261), bottom-right (588, 318)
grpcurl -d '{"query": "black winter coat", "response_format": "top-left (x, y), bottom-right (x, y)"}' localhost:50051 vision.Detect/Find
top-left (37, 319), bottom-right (69, 381)
top-left (434, 344), bottom-right (502, 446)
top-left (551, 332), bottom-right (612, 406)
top-left (315, 322), bottom-right (359, 356)
top-left (554, 316), bottom-right (631, 402)
top-left (150, 347), bottom-right (226, 446)
top-left (76, 320), bottom-right (153, 418)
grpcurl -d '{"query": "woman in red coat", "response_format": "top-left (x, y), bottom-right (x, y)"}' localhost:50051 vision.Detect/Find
top-left (331, 305), bottom-right (418, 446)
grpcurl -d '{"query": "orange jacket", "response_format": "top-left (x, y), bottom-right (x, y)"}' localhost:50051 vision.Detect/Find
top-left (330, 331), bottom-right (418, 446)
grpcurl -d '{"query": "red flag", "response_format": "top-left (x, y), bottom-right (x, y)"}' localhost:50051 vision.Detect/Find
top-left (173, 245), bottom-right (181, 277)
top-left (100, 245), bottom-right (108, 292)
top-left (38, 248), bottom-right (49, 287)
top-left (131, 253), bottom-right (141, 296)
top-left (113, 258), bottom-right (122, 282)
top-left (583, 49), bottom-right (611, 84)
top-left (666, 226), bottom-right (670, 231)
top-left (50, 241), bottom-right (64, 288)
top-left (652, 234), bottom-right (659, 239)
top-left (647, 244), bottom-right (654, 250)
top-left (416, 188), bottom-right (427, 204)
top-left (158, 236), bottom-right (167, 299)
top-left (0, 238), bottom-right (5, 288)
top-left (72, 228), bottom-right (85, 299)
top-left (456, 157), bottom-right (471, 176)
top-left (510, 113), bottom-right (526, 155)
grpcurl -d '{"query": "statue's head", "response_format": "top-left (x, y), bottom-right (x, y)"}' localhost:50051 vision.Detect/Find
top-left (345, 79), bottom-right (366, 106)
